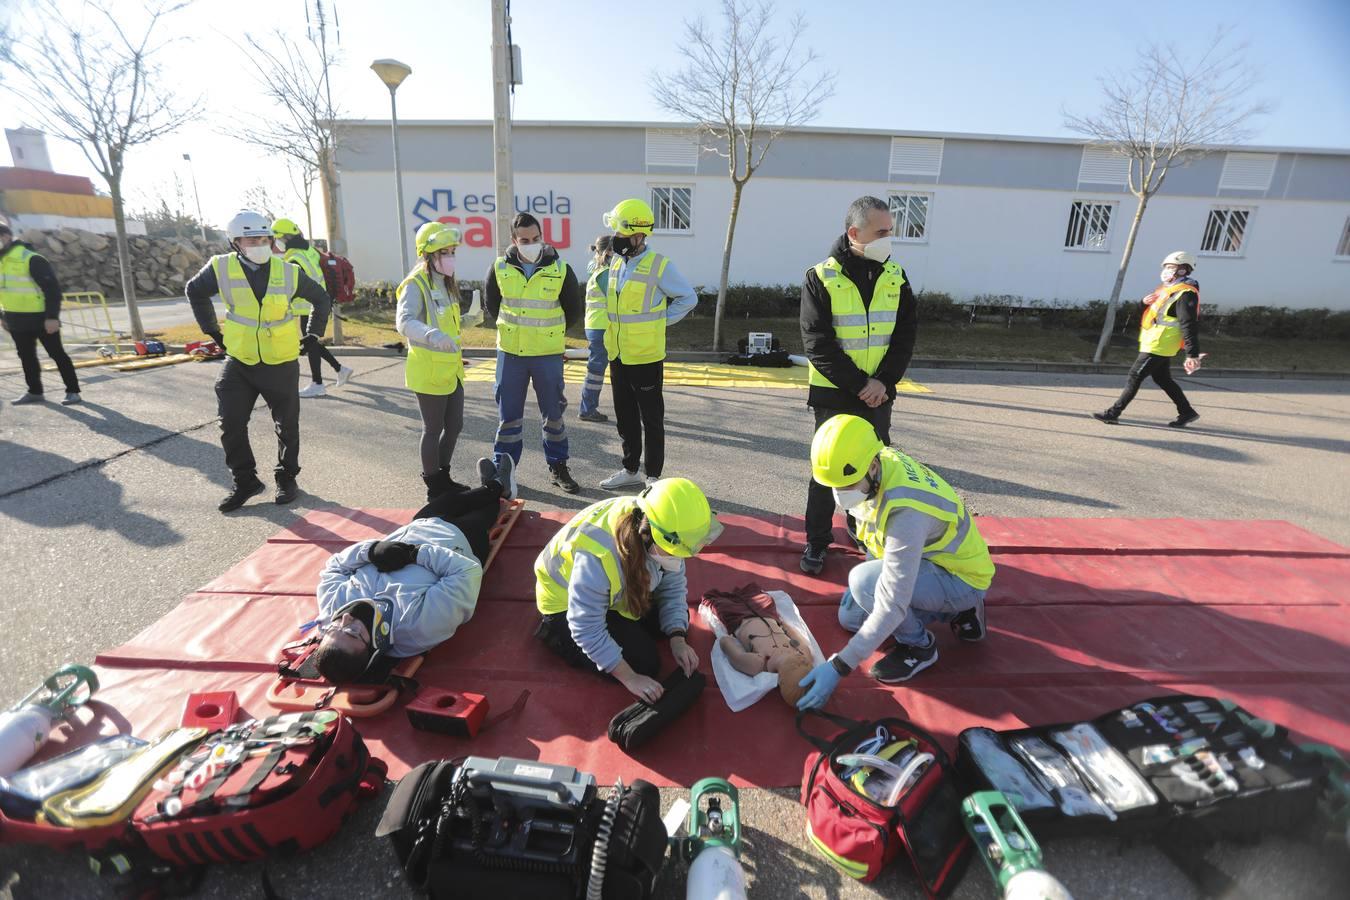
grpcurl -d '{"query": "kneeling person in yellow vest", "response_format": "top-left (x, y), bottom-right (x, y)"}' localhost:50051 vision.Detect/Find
top-left (185, 209), bottom-right (332, 513)
top-left (796, 415), bottom-right (996, 709)
top-left (271, 217), bottom-right (353, 397)
top-left (533, 478), bottom-right (722, 703)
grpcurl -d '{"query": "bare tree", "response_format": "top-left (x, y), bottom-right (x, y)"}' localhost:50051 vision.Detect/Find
top-left (239, 182), bottom-right (285, 221)
top-left (287, 160), bottom-right (318, 237)
top-left (4, 1), bottom-right (200, 340)
top-left (652, 0), bottom-right (834, 350)
top-left (1066, 28), bottom-right (1267, 362)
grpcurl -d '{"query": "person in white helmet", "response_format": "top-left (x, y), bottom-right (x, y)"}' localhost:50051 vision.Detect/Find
top-left (1094, 251), bottom-right (1207, 428)
top-left (184, 209), bottom-right (333, 512)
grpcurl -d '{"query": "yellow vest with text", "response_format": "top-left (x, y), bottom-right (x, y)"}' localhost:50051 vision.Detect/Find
top-left (604, 251), bottom-right (670, 365)
top-left (283, 246), bottom-right (323, 316)
top-left (0, 246), bottom-right (46, 314)
top-left (494, 257), bottom-right (567, 356)
top-left (1138, 281), bottom-right (1198, 357)
top-left (584, 268), bottom-right (609, 331)
top-left (212, 254), bottom-right (301, 366)
top-left (854, 447), bottom-right (995, 591)
top-left (399, 268), bottom-right (464, 396)
top-left (535, 496), bottom-right (642, 620)
top-left (808, 257), bottom-right (905, 388)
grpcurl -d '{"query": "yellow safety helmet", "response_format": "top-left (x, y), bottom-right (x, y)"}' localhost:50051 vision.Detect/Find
top-left (811, 415), bottom-right (883, 488)
top-left (415, 221), bottom-right (461, 257)
top-left (270, 217), bottom-right (302, 238)
top-left (602, 198), bottom-right (655, 236)
top-left (637, 477), bottom-right (723, 558)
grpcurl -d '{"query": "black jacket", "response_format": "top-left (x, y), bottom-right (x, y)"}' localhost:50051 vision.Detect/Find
top-left (0, 241), bottom-right (63, 333)
top-left (483, 245), bottom-right (583, 331)
top-left (800, 234), bottom-right (918, 410)
top-left (184, 252), bottom-right (332, 340)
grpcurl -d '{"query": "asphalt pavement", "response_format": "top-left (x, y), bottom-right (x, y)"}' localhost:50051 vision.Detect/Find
top-left (1, 355), bottom-right (1347, 899)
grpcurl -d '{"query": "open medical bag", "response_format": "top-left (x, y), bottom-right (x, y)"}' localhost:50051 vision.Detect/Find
top-left (797, 710), bottom-right (971, 895)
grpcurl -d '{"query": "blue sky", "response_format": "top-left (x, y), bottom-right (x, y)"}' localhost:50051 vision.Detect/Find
top-left (3, 0), bottom-right (1348, 231)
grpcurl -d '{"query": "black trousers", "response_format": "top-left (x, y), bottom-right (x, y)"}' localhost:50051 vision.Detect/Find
top-left (804, 401), bottom-right (894, 550)
top-left (1108, 353), bottom-right (1195, 417)
top-left (610, 359), bottom-right (664, 477)
top-left (413, 485), bottom-right (501, 565)
top-left (298, 315), bottom-right (340, 383)
top-left (215, 357), bottom-right (301, 482)
top-left (12, 329), bottom-right (80, 395)
top-left (534, 609), bottom-right (663, 679)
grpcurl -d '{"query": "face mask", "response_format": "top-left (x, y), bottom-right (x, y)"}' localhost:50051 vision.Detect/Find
top-left (434, 255), bottom-right (456, 277)
top-left (611, 235), bottom-right (637, 257)
top-left (1160, 268), bottom-right (1176, 284)
top-left (649, 549), bottom-right (683, 573)
top-left (832, 487), bottom-right (871, 513)
top-left (854, 236), bottom-right (891, 263)
top-left (241, 245), bottom-right (272, 265)
top-left (516, 241), bottom-right (543, 263)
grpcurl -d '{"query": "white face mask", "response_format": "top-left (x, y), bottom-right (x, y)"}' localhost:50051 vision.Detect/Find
top-left (853, 235), bottom-right (890, 264)
top-left (434, 255), bottom-right (456, 277)
top-left (832, 487), bottom-right (871, 513)
top-left (516, 241), bottom-right (543, 263)
top-left (1160, 268), bottom-right (1174, 284)
top-left (649, 549), bottom-right (683, 573)
top-left (241, 245), bottom-right (272, 265)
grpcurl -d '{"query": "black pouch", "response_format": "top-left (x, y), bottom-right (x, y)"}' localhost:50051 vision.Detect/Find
top-left (607, 670), bottom-right (706, 752)
top-left (375, 759), bottom-right (461, 889)
top-left (595, 779), bottom-right (669, 900)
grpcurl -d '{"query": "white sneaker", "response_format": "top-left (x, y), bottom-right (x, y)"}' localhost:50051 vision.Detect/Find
top-left (335, 365), bottom-right (354, 387)
top-left (298, 382), bottom-right (327, 398)
top-left (599, 469), bottom-right (644, 490)
top-left (645, 476), bottom-right (658, 487)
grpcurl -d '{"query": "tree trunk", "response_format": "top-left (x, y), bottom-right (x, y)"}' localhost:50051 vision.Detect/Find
top-left (316, 146), bottom-right (344, 343)
top-left (109, 179), bottom-right (146, 341)
top-left (712, 179), bottom-right (746, 352)
top-left (1093, 192), bottom-right (1150, 363)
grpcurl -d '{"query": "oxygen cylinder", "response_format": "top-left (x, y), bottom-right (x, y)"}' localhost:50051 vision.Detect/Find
top-left (0, 665), bottom-right (99, 777)
top-left (961, 790), bottom-right (1073, 900)
top-left (683, 778), bottom-right (746, 900)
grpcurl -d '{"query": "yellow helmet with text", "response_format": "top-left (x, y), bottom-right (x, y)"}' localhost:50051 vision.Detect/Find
top-left (637, 477), bottom-right (723, 558)
top-left (415, 221), bottom-right (461, 257)
top-left (602, 198), bottom-right (655, 236)
top-left (811, 414), bottom-right (884, 488)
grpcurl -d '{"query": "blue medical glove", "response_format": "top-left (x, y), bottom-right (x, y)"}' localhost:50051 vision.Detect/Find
top-left (796, 660), bottom-right (843, 711)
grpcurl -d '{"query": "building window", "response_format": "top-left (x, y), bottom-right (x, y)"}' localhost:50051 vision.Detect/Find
top-left (888, 193), bottom-right (930, 241)
top-left (650, 186), bottom-right (692, 232)
top-left (1064, 201), bottom-right (1114, 250)
top-left (1336, 216), bottom-right (1350, 258)
top-left (1201, 207), bottom-right (1250, 255)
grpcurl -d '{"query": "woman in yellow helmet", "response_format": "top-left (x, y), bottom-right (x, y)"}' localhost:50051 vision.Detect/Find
top-left (533, 477), bottom-right (722, 702)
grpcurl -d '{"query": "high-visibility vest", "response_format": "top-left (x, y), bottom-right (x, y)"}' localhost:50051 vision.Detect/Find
top-left (1138, 281), bottom-right (1198, 357)
top-left (399, 268), bottom-right (464, 396)
top-left (807, 256), bottom-right (905, 388)
top-left (493, 257), bottom-right (566, 356)
top-left (853, 447), bottom-right (995, 591)
top-left (584, 268), bottom-right (609, 331)
top-left (604, 251), bottom-right (670, 365)
top-left (0, 246), bottom-right (46, 314)
top-left (283, 246), bottom-right (324, 315)
top-left (535, 496), bottom-right (642, 619)
top-left (212, 253), bottom-right (301, 366)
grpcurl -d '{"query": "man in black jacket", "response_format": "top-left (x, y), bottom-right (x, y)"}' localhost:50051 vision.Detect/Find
top-left (0, 223), bottom-right (81, 405)
top-left (799, 196), bottom-right (918, 574)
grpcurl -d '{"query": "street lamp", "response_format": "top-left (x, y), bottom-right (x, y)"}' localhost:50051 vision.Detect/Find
top-left (371, 58), bottom-right (413, 273)
top-left (181, 153), bottom-right (207, 243)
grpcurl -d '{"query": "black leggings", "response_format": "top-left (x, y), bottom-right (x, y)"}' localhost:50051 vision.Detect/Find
top-left (534, 609), bottom-right (663, 678)
top-left (413, 485), bottom-right (500, 564)
top-left (12, 329), bottom-right (79, 395)
top-left (610, 359), bottom-right (664, 476)
top-left (299, 315), bottom-right (341, 383)
top-left (1108, 352), bottom-right (1195, 417)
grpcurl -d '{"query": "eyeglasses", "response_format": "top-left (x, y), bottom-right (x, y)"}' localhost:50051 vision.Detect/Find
top-left (320, 620), bottom-right (365, 641)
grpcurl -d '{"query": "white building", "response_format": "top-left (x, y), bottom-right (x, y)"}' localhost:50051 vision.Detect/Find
top-left (334, 121), bottom-right (1350, 310)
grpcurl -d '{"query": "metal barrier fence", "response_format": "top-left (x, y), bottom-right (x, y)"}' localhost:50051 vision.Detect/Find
top-left (59, 291), bottom-right (124, 355)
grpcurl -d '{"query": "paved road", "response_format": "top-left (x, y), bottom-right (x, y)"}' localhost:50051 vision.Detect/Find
top-left (1, 358), bottom-right (1347, 898)
top-left (102, 296), bottom-right (199, 335)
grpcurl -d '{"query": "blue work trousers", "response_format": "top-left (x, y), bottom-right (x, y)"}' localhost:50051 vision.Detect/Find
top-left (494, 351), bottom-right (569, 466)
top-left (580, 328), bottom-right (608, 417)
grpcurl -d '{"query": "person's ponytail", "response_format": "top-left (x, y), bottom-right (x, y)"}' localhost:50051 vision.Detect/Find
top-left (615, 508), bottom-right (652, 619)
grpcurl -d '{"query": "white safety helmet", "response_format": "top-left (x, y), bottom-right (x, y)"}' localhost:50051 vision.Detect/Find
top-left (226, 209), bottom-right (273, 242)
top-left (1162, 250), bottom-right (1196, 269)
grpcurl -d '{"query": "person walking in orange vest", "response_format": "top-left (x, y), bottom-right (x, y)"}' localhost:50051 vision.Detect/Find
top-left (1094, 251), bottom-right (1207, 428)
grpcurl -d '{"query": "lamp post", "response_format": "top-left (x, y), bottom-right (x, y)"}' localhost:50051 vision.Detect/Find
top-left (181, 153), bottom-right (207, 242)
top-left (370, 58), bottom-right (413, 273)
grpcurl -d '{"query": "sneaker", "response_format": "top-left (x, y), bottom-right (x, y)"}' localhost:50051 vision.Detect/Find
top-left (1168, 411), bottom-right (1200, 428)
top-left (869, 635), bottom-right (939, 683)
top-left (477, 457), bottom-right (500, 493)
top-left (298, 382), bottom-right (327, 399)
top-left (950, 601), bottom-right (987, 642)
top-left (550, 463), bottom-right (580, 494)
top-left (218, 476), bottom-right (265, 513)
top-left (11, 392), bottom-right (45, 405)
top-left (599, 469), bottom-right (644, 490)
top-left (800, 544), bottom-right (827, 575)
top-left (274, 476), bottom-right (300, 505)
top-left (422, 468), bottom-right (454, 502)
top-left (61, 392), bottom-right (82, 406)
top-left (1092, 411), bottom-right (1119, 424)
top-left (494, 452), bottom-right (518, 500)
top-left (335, 365), bottom-right (354, 387)
top-left (579, 409), bottom-right (608, 423)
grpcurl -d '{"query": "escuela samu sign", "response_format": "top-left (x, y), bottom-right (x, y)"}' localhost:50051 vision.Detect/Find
top-left (411, 188), bottom-right (574, 248)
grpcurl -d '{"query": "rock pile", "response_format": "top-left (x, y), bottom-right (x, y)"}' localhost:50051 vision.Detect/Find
top-left (15, 227), bottom-right (222, 300)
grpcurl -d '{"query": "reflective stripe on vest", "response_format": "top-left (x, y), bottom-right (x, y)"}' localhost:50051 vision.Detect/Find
top-left (494, 258), bottom-right (566, 356)
top-left (212, 254), bottom-right (300, 365)
top-left (284, 247), bottom-right (323, 315)
top-left (1138, 281), bottom-right (1198, 357)
top-left (603, 251), bottom-right (670, 365)
top-left (807, 257), bottom-right (905, 388)
top-left (0, 246), bottom-right (46, 314)
top-left (399, 269), bottom-right (464, 395)
top-left (584, 269), bottom-right (608, 330)
top-left (853, 448), bottom-right (995, 591)
top-left (535, 497), bottom-right (641, 619)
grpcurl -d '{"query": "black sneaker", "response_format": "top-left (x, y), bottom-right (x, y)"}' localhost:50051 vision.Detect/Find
top-left (800, 544), bottom-right (827, 575)
top-left (1168, 411), bottom-right (1200, 428)
top-left (950, 601), bottom-right (987, 642)
top-left (11, 392), bottom-right (45, 405)
top-left (274, 476), bottom-right (300, 505)
top-left (869, 636), bottom-right (938, 683)
top-left (579, 410), bottom-right (609, 423)
top-left (494, 453), bottom-right (518, 500)
top-left (550, 462), bottom-right (580, 494)
top-left (477, 457), bottom-right (498, 491)
top-left (219, 477), bottom-right (265, 513)
top-left (1092, 411), bottom-right (1119, 424)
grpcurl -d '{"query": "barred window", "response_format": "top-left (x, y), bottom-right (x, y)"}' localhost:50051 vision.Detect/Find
top-left (1201, 207), bottom-right (1250, 255)
top-left (1335, 216), bottom-right (1350, 258)
top-left (1064, 201), bottom-right (1114, 250)
top-left (649, 186), bottom-right (692, 232)
top-left (888, 193), bottom-right (930, 241)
